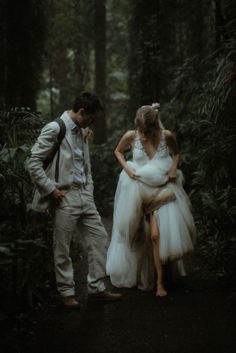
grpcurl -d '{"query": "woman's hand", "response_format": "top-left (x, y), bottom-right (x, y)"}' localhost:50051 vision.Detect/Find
top-left (164, 130), bottom-right (180, 182)
top-left (151, 232), bottom-right (159, 243)
top-left (167, 169), bottom-right (177, 181)
top-left (125, 167), bottom-right (140, 180)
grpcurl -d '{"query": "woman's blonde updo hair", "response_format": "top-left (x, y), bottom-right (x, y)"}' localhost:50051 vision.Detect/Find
top-left (135, 103), bottom-right (161, 138)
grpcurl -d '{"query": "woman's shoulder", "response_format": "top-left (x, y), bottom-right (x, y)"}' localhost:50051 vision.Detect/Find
top-left (162, 129), bottom-right (173, 138)
top-left (122, 130), bottom-right (136, 141)
top-left (162, 129), bottom-right (176, 142)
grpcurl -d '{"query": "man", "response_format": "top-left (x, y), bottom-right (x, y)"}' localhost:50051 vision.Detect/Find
top-left (26, 92), bottom-right (121, 309)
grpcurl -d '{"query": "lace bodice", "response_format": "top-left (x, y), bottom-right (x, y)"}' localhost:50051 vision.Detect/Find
top-left (133, 130), bottom-right (169, 165)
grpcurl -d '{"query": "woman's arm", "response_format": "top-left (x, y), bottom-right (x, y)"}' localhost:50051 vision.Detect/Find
top-left (114, 130), bottom-right (139, 179)
top-left (163, 130), bottom-right (180, 180)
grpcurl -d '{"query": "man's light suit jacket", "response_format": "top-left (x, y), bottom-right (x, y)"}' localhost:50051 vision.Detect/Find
top-left (26, 111), bottom-right (93, 213)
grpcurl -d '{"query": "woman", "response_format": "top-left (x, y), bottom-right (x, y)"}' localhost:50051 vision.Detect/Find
top-left (106, 103), bottom-right (196, 296)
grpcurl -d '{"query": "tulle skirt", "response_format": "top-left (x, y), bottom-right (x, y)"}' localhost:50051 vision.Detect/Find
top-left (106, 156), bottom-right (196, 289)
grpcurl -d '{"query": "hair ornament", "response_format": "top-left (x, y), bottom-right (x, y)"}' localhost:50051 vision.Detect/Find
top-left (151, 102), bottom-right (160, 111)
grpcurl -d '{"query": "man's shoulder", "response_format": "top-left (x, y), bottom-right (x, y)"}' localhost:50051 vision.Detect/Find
top-left (41, 121), bottom-right (60, 135)
top-left (41, 112), bottom-right (66, 133)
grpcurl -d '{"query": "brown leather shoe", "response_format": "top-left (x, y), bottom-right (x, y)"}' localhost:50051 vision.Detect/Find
top-left (89, 290), bottom-right (122, 302)
top-left (61, 296), bottom-right (80, 309)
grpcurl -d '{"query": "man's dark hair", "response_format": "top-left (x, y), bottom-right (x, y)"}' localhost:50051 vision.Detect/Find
top-left (72, 92), bottom-right (104, 114)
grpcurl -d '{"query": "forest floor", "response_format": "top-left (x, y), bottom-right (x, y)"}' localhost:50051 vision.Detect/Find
top-left (1, 218), bottom-right (236, 353)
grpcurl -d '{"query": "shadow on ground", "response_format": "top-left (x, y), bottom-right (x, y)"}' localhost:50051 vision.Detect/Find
top-left (1, 218), bottom-right (236, 353)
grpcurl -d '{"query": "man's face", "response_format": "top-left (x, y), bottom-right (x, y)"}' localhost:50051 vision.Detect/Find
top-left (75, 109), bottom-right (100, 128)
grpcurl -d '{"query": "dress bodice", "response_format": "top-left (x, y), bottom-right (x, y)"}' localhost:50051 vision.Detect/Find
top-left (133, 130), bottom-right (169, 166)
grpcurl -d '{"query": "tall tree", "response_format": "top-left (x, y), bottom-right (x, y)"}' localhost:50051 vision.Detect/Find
top-left (214, 0), bottom-right (225, 50)
top-left (43, 0), bottom-right (94, 117)
top-left (4, 0), bottom-right (47, 109)
top-left (129, 0), bottom-right (160, 116)
top-left (94, 0), bottom-right (107, 144)
top-left (106, 0), bottom-right (130, 129)
top-left (45, 0), bottom-right (76, 115)
top-left (73, 0), bottom-right (94, 94)
top-left (0, 0), bottom-right (6, 105)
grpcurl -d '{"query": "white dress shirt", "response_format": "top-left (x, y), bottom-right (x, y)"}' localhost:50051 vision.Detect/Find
top-left (67, 112), bottom-right (86, 185)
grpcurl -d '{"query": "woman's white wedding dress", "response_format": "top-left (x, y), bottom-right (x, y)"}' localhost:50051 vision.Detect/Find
top-left (106, 130), bottom-right (196, 290)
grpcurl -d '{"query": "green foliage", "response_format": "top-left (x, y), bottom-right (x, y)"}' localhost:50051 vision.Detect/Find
top-left (160, 32), bottom-right (236, 279)
top-left (90, 130), bottom-right (124, 216)
top-left (0, 108), bottom-right (54, 310)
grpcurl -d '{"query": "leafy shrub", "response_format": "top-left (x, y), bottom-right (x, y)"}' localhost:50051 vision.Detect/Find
top-left (0, 108), bottom-right (54, 310)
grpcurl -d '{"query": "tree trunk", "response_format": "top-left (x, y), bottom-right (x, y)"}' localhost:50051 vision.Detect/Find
top-left (73, 0), bottom-right (91, 94)
top-left (94, 0), bottom-right (107, 144)
top-left (4, 0), bottom-right (46, 109)
top-left (214, 0), bottom-right (225, 50)
top-left (0, 0), bottom-right (6, 106)
top-left (129, 0), bottom-right (160, 118)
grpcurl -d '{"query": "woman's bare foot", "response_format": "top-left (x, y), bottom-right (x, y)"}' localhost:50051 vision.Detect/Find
top-left (156, 284), bottom-right (167, 297)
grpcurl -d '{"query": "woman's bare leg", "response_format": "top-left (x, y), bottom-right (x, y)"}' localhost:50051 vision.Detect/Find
top-left (144, 188), bottom-right (176, 215)
top-left (150, 212), bottom-right (167, 297)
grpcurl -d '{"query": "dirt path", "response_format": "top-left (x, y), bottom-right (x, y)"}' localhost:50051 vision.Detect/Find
top-left (3, 219), bottom-right (236, 353)
top-left (24, 263), bottom-right (235, 353)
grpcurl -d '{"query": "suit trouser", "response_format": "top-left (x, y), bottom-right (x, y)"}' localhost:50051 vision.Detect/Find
top-left (53, 184), bottom-right (108, 297)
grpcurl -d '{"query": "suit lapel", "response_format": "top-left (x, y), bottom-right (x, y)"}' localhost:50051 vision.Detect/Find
top-left (60, 112), bottom-right (74, 153)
